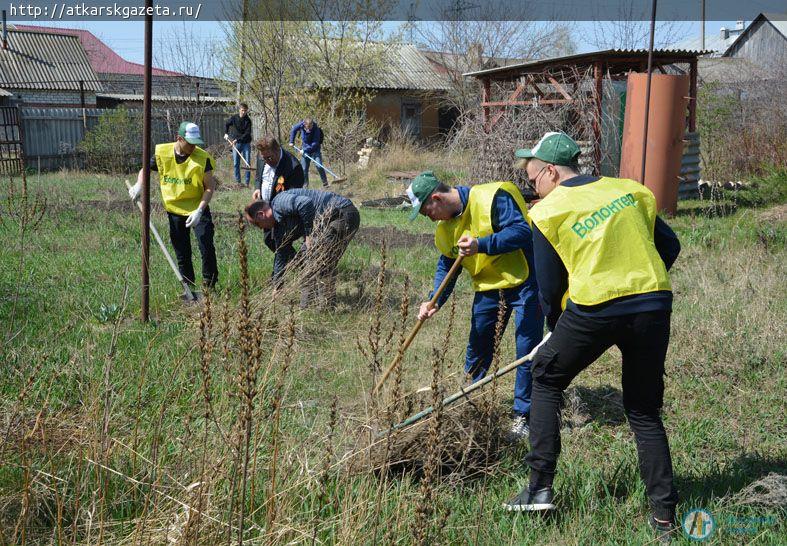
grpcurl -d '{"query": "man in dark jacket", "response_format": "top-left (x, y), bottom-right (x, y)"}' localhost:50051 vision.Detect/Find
top-left (224, 103), bottom-right (253, 186)
top-left (245, 188), bottom-right (360, 308)
top-left (289, 117), bottom-right (328, 187)
top-left (252, 136), bottom-right (304, 203)
top-left (503, 132), bottom-right (681, 544)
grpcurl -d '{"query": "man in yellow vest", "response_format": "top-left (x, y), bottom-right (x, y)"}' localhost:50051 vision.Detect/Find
top-left (408, 171), bottom-right (544, 441)
top-left (129, 121), bottom-right (218, 291)
top-left (502, 132), bottom-right (681, 541)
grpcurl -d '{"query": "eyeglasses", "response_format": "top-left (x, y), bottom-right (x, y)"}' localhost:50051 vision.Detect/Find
top-left (527, 165), bottom-right (548, 190)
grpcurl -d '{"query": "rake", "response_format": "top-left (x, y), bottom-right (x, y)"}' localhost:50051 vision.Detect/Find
top-left (378, 332), bottom-right (551, 438)
top-left (291, 144), bottom-right (347, 183)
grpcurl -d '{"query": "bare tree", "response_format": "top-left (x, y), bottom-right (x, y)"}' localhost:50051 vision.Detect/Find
top-left (413, 6), bottom-right (577, 114)
top-left (584, 1), bottom-right (691, 50)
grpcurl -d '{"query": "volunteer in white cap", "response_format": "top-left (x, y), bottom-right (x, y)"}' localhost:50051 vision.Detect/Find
top-left (129, 121), bottom-right (219, 291)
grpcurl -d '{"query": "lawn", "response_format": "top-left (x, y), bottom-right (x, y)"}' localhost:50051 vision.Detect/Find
top-left (1, 169), bottom-right (785, 544)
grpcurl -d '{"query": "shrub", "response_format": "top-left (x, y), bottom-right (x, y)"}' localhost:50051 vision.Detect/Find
top-left (78, 107), bottom-right (142, 173)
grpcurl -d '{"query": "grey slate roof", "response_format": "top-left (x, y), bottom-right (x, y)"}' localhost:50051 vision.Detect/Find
top-left (307, 42), bottom-right (452, 91)
top-left (0, 30), bottom-right (100, 91)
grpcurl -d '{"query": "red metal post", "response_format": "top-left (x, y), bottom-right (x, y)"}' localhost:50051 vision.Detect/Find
top-left (141, 3), bottom-right (152, 322)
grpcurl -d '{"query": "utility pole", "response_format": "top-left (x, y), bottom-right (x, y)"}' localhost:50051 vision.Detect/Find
top-left (700, 0), bottom-right (705, 51)
top-left (236, 0), bottom-right (249, 104)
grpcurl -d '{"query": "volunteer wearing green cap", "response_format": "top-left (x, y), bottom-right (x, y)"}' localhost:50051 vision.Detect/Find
top-left (503, 132), bottom-right (681, 540)
top-left (129, 121), bottom-right (219, 290)
top-left (407, 171), bottom-right (544, 441)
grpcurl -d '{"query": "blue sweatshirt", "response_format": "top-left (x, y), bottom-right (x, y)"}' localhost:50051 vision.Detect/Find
top-left (533, 175), bottom-right (681, 330)
top-left (289, 121), bottom-right (323, 155)
top-left (429, 186), bottom-right (535, 306)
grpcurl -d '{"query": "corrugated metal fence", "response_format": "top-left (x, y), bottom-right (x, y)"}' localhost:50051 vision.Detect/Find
top-left (679, 132), bottom-right (701, 199)
top-left (19, 107), bottom-right (230, 171)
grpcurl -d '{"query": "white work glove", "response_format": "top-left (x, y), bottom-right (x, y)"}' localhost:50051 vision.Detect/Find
top-left (128, 181), bottom-right (142, 201)
top-left (185, 205), bottom-right (204, 228)
top-left (224, 133), bottom-right (229, 140)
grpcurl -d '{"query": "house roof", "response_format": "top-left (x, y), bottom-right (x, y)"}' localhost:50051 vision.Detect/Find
top-left (669, 32), bottom-right (743, 57)
top-left (0, 30), bottom-right (101, 91)
top-left (697, 57), bottom-right (770, 83)
top-left (12, 24), bottom-right (182, 76)
top-left (307, 42), bottom-right (452, 91)
top-left (463, 48), bottom-right (706, 79)
top-left (722, 13), bottom-right (787, 56)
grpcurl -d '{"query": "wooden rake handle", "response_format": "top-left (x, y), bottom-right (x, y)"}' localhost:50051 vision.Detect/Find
top-left (372, 255), bottom-right (464, 396)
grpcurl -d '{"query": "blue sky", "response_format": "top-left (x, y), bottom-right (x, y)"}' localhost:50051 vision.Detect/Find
top-left (10, 19), bottom-right (758, 71)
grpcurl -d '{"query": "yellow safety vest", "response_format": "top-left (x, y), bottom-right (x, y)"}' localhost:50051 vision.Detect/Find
top-left (434, 182), bottom-right (530, 292)
top-left (528, 176), bottom-right (671, 306)
top-left (155, 142), bottom-right (213, 215)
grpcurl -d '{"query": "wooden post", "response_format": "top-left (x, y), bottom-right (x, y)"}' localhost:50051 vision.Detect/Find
top-left (79, 80), bottom-right (86, 129)
top-left (688, 58), bottom-right (698, 132)
top-left (482, 78), bottom-right (491, 131)
top-left (141, 2), bottom-right (153, 322)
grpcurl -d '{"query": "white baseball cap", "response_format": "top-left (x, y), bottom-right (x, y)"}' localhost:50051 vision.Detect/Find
top-left (178, 121), bottom-right (204, 145)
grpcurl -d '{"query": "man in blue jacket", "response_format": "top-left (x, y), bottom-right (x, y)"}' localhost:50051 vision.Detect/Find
top-left (408, 171), bottom-right (544, 441)
top-left (289, 117), bottom-right (328, 188)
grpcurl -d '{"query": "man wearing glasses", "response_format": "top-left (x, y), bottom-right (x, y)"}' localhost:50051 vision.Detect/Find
top-left (252, 136), bottom-right (305, 203)
top-left (504, 132), bottom-right (681, 542)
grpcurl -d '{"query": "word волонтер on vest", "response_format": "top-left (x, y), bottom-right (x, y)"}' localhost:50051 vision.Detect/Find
top-left (528, 177), bottom-right (671, 306)
top-left (434, 181), bottom-right (530, 292)
top-left (155, 143), bottom-right (214, 216)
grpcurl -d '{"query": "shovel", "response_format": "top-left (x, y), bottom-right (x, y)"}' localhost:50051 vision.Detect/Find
top-left (378, 332), bottom-right (551, 438)
top-left (291, 144), bottom-right (347, 183)
top-left (124, 179), bottom-right (199, 302)
top-left (224, 135), bottom-right (256, 172)
top-left (372, 255), bottom-right (464, 395)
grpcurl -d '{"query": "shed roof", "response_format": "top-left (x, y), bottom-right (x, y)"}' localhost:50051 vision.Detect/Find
top-left (0, 88), bottom-right (12, 97)
top-left (463, 49), bottom-right (706, 80)
top-left (0, 30), bottom-right (101, 91)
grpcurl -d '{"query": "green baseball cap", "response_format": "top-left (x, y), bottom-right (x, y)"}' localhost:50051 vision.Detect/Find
top-left (406, 171), bottom-right (441, 220)
top-left (515, 132), bottom-right (580, 166)
top-left (178, 121), bottom-right (205, 145)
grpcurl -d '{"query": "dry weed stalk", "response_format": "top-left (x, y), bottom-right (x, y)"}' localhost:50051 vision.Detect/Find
top-left (412, 347), bottom-right (446, 545)
top-left (265, 305), bottom-right (296, 538)
top-left (311, 395), bottom-right (339, 545)
top-left (3, 171), bottom-right (47, 337)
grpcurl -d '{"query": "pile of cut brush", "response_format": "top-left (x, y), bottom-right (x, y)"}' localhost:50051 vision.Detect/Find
top-left (346, 389), bottom-right (511, 478)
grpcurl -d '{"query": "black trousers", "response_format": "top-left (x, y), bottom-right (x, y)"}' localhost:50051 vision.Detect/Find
top-left (526, 308), bottom-right (679, 520)
top-left (167, 208), bottom-right (218, 288)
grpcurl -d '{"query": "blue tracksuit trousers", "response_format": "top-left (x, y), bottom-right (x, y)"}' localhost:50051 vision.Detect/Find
top-left (465, 280), bottom-right (544, 416)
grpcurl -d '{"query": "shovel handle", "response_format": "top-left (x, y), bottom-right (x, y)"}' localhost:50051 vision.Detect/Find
top-left (125, 179), bottom-right (196, 299)
top-left (225, 135), bottom-right (254, 169)
top-left (372, 255), bottom-right (464, 395)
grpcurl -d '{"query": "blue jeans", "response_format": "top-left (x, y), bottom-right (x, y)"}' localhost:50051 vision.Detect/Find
top-left (301, 150), bottom-right (328, 187)
top-left (465, 281), bottom-right (544, 416)
top-left (233, 141), bottom-right (251, 185)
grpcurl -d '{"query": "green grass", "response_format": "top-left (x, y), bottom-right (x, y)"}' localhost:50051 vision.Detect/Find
top-left (1, 170), bottom-right (785, 544)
